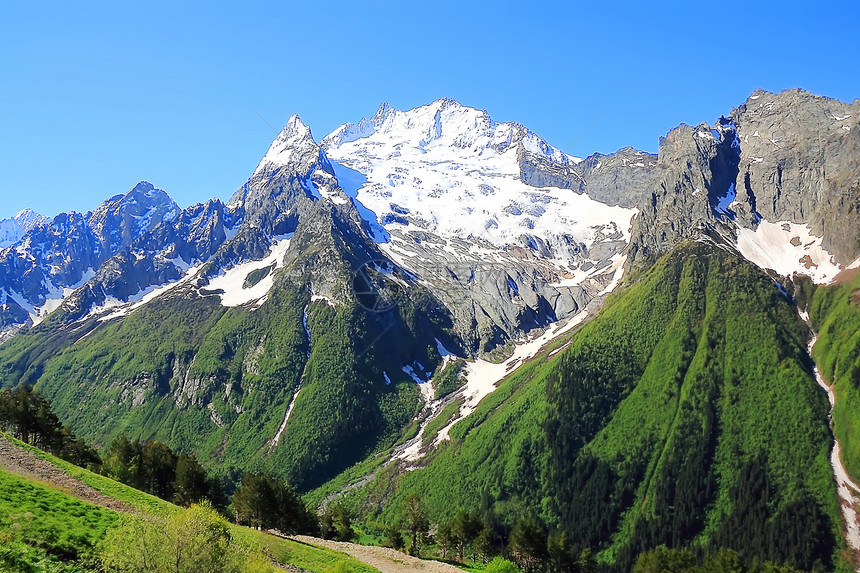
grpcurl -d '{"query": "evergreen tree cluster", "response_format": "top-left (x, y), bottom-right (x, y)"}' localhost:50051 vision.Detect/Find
top-left (102, 435), bottom-right (227, 508)
top-left (0, 387), bottom-right (100, 468)
top-left (232, 472), bottom-right (318, 534)
top-left (632, 546), bottom-right (810, 573)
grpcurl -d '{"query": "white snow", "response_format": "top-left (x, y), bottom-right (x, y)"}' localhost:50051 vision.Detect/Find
top-left (329, 160), bottom-right (390, 242)
top-left (322, 99), bottom-right (636, 269)
top-left (736, 219), bottom-right (844, 284)
top-left (253, 115), bottom-right (319, 176)
top-left (597, 255), bottom-right (628, 295)
top-left (310, 294), bottom-right (335, 307)
top-left (98, 263), bottom-right (205, 321)
top-left (270, 388), bottom-right (301, 448)
top-left (804, 319), bottom-right (860, 555)
top-left (29, 269), bottom-right (97, 326)
top-left (14, 209), bottom-right (48, 232)
top-left (205, 235), bottom-right (293, 307)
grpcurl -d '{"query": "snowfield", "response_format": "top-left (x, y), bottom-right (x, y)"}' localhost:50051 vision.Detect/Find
top-left (323, 98), bottom-right (637, 272)
top-left (736, 219), bottom-right (843, 284)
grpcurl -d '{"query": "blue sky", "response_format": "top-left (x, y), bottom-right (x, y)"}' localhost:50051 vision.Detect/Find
top-left (2, 0), bottom-right (858, 220)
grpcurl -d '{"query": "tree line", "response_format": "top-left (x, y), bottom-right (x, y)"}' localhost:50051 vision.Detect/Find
top-left (0, 388), bottom-right (320, 537)
top-left (0, 387), bottom-right (100, 468)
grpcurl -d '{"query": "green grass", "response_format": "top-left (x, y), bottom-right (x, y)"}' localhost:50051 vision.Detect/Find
top-left (5, 434), bottom-right (176, 517)
top-left (230, 529), bottom-right (378, 573)
top-left (329, 243), bottom-right (847, 573)
top-left (0, 468), bottom-right (116, 571)
top-left (2, 434), bottom-right (379, 572)
top-left (272, 539), bottom-right (378, 573)
top-left (810, 268), bottom-right (860, 480)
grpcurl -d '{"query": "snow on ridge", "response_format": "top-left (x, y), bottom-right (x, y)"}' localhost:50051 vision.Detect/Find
top-left (14, 209), bottom-right (49, 232)
top-left (94, 234), bottom-right (295, 322)
top-left (97, 263), bottom-right (205, 322)
top-left (30, 269), bottom-right (97, 326)
top-left (205, 234), bottom-right (294, 308)
top-left (736, 219), bottom-right (844, 284)
top-left (323, 100), bottom-right (637, 267)
top-left (254, 115), bottom-right (320, 175)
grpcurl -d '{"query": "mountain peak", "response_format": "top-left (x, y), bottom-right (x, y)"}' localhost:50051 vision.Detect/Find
top-left (13, 208), bottom-right (49, 232)
top-left (372, 102), bottom-right (394, 123)
top-left (253, 114), bottom-right (322, 176)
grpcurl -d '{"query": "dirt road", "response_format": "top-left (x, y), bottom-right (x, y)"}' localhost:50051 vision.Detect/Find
top-left (290, 536), bottom-right (466, 573)
top-left (0, 434), bottom-right (133, 513)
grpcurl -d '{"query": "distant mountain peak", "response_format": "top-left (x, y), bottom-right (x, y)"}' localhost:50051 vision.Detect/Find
top-left (13, 208), bottom-right (49, 233)
top-left (253, 114), bottom-right (322, 176)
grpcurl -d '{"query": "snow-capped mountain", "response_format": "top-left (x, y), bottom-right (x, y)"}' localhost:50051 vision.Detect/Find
top-left (0, 182), bottom-right (236, 339)
top-left (0, 89), bottom-right (859, 518)
top-left (320, 98), bottom-right (643, 349)
top-left (1, 91), bottom-right (858, 352)
top-left (14, 209), bottom-right (49, 233)
top-left (0, 209), bottom-right (49, 249)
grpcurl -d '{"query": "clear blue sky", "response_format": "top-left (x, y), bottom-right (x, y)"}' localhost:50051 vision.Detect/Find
top-left (2, 0), bottom-right (858, 220)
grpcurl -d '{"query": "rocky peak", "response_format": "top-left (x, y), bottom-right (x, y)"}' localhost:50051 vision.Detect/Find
top-left (576, 147), bottom-right (658, 208)
top-left (729, 88), bottom-right (860, 262)
top-left (0, 219), bottom-right (24, 250)
top-left (87, 181), bottom-right (180, 255)
top-left (14, 209), bottom-right (49, 233)
top-left (252, 115), bottom-right (326, 178)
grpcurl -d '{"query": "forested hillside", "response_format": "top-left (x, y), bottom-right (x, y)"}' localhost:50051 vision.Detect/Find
top-left (342, 243), bottom-right (844, 572)
top-left (809, 268), bottom-right (860, 479)
top-left (0, 266), bottom-right (444, 492)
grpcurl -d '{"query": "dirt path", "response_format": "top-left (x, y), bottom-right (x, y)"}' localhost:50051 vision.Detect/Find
top-left (290, 536), bottom-right (466, 573)
top-left (0, 434), bottom-right (133, 513)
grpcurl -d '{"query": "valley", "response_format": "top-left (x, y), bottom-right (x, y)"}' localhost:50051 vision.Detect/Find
top-left (1, 88), bottom-right (859, 572)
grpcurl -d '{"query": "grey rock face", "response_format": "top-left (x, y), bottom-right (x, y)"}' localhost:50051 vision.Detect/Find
top-left (626, 88), bottom-right (860, 273)
top-left (577, 147), bottom-right (659, 208)
top-left (730, 89), bottom-right (860, 262)
top-left (87, 181), bottom-right (180, 255)
top-left (626, 121), bottom-right (742, 270)
top-left (519, 148), bottom-right (584, 190)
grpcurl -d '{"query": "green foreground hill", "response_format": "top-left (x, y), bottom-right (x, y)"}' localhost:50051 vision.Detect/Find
top-left (0, 434), bottom-right (378, 573)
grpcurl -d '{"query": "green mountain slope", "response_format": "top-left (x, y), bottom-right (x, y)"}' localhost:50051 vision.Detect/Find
top-left (0, 220), bottom-right (449, 491)
top-left (345, 243), bottom-right (844, 571)
top-left (809, 268), bottom-right (860, 480)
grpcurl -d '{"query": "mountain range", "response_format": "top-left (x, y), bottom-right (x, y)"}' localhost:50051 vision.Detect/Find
top-left (1, 87), bottom-right (859, 570)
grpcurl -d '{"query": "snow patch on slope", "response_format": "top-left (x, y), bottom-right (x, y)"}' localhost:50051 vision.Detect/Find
top-left (97, 264), bottom-right (205, 321)
top-left (736, 220), bottom-right (843, 284)
top-left (396, 311), bottom-right (589, 463)
top-left (31, 270), bottom-right (96, 326)
top-left (205, 234), bottom-right (293, 307)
